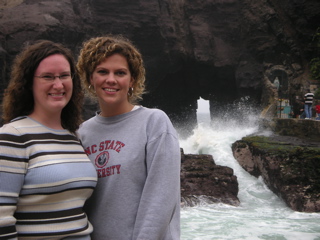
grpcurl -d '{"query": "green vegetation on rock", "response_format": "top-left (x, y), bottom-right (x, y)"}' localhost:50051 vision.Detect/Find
top-left (241, 136), bottom-right (320, 199)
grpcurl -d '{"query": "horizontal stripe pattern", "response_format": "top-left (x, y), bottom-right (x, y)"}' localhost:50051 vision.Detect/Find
top-left (0, 117), bottom-right (97, 239)
top-left (0, 225), bottom-right (17, 239)
top-left (304, 92), bottom-right (314, 104)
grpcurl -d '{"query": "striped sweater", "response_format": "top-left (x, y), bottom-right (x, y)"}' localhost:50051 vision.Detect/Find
top-left (0, 117), bottom-right (97, 240)
top-left (304, 92), bottom-right (314, 104)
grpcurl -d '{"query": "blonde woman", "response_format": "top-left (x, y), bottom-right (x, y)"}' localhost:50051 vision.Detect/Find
top-left (77, 35), bottom-right (181, 240)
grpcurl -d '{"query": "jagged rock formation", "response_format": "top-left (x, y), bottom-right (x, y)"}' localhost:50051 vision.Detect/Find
top-left (180, 149), bottom-right (240, 207)
top-left (232, 134), bottom-right (320, 212)
top-left (0, 0), bottom-right (320, 132)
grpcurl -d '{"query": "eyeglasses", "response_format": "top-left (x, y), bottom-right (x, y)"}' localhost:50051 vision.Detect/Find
top-left (34, 74), bottom-right (73, 82)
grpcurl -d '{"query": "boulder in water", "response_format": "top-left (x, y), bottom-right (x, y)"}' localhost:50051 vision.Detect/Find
top-left (180, 149), bottom-right (240, 207)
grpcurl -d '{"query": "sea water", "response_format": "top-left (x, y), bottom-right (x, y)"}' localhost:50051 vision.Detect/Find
top-left (178, 108), bottom-right (320, 240)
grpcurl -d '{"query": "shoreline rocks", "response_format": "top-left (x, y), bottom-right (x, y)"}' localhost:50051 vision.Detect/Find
top-left (180, 149), bottom-right (240, 207)
top-left (232, 134), bottom-right (320, 212)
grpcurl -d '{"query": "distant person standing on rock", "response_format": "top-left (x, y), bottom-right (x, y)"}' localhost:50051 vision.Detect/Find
top-left (304, 90), bottom-right (314, 119)
top-left (315, 104), bottom-right (320, 120)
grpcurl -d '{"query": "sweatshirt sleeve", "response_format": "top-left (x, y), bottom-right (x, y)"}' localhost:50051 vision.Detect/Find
top-left (132, 116), bottom-right (181, 240)
top-left (0, 125), bottom-right (27, 239)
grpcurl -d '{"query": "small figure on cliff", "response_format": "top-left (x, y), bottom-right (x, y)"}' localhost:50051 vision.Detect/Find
top-left (299, 100), bottom-right (306, 119)
top-left (304, 89), bottom-right (314, 119)
top-left (77, 35), bottom-right (181, 240)
top-left (0, 40), bottom-right (97, 239)
top-left (315, 104), bottom-right (320, 120)
top-left (292, 98), bottom-right (305, 119)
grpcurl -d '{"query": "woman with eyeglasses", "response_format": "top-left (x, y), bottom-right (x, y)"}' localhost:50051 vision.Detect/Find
top-left (77, 35), bottom-right (181, 240)
top-left (0, 40), bottom-right (97, 239)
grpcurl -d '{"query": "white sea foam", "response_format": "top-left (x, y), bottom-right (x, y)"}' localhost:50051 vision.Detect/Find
top-left (179, 108), bottom-right (320, 240)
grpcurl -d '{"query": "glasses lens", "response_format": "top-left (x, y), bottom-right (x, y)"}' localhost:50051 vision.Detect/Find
top-left (43, 75), bottom-right (54, 81)
top-left (60, 74), bottom-right (72, 80)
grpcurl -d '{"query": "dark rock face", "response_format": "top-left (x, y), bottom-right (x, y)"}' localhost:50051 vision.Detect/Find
top-left (1, 0), bottom-right (320, 132)
top-left (232, 135), bottom-right (320, 212)
top-left (180, 149), bottom-right (240, 207)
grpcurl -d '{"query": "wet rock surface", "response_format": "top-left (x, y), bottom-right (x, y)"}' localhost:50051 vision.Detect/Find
top-left (232, 133), bottom-right (320, 212)
top-left (180, 149), bottom-right (240, 207)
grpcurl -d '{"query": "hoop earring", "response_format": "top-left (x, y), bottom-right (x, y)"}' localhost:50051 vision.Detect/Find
top-left (128, 87), bottom-right (133, 97)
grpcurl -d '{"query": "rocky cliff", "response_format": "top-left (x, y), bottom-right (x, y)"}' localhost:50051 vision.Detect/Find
top-left (1, 0), bottom-right (320, 132)
top-left (232, 133), bottom-right (320, 212)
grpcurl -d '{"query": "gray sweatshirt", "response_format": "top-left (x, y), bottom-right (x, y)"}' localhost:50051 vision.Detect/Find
top-left (78, 107), bottom-right (181, 240)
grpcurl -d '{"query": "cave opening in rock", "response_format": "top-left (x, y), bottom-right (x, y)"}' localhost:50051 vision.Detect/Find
top-left (197, 97), bottom-right (210, 124)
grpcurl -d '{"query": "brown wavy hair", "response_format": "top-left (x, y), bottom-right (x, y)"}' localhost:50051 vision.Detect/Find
top-left (2, 40), bottom-right (83, 133)
top-left (77, 35), bottom-right (146, 104)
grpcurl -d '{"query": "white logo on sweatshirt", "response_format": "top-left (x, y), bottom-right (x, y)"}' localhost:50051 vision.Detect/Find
top-left (95, 151), bottom-right (109, 168)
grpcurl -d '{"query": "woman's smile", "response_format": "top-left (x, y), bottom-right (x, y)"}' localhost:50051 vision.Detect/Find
top-left (91, 54), bottom-right (133, 116)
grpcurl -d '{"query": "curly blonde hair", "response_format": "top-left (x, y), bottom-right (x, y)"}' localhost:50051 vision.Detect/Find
top-left (77, 35), bottom-right (146, 104)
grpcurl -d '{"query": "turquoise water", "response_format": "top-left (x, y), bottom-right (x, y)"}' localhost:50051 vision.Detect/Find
top-left (178, 111), bottom-right (320, 240)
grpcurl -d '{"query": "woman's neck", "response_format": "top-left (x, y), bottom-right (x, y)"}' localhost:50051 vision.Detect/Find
top-left (99, 102), bottom-right (134, 117)
top-left (28, 111), bottom-right (63, 130)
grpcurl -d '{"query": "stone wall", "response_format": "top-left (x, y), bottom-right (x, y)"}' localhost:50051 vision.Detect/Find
top-left (260, 118), bottom-right (320, 141)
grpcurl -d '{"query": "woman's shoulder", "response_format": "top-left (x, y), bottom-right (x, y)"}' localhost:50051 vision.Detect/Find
top-left (0, 116), bottom-right (29, 133)
top-left (140, 106), bottom-right (168, 118)
top-left (0, 119), bottom-right (34, 142)
top-left (79, 115), bottom-right (99, 131)
top-left (140, 107), bottom-right (176, 132)
top-left (137, 107), bottom-right (173, 126)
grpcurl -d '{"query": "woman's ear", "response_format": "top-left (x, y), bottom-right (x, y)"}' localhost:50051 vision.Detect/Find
top-left (130, 78), bottom-right (134, 88)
